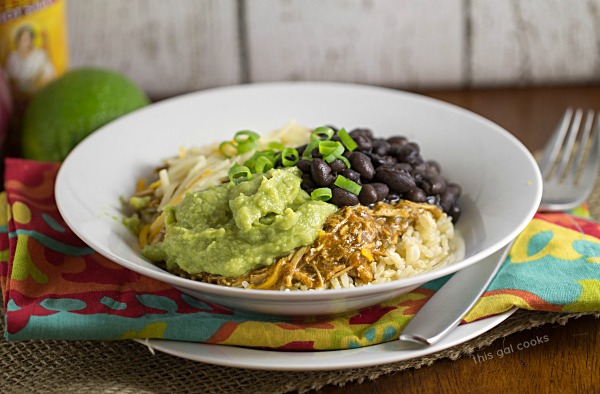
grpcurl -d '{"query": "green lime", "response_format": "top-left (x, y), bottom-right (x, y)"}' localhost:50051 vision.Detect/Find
top-left (21, 67), bottom-right (149, 162)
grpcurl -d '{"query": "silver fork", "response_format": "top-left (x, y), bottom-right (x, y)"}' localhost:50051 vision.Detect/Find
top-left (400, 108), bottom-right (600, 346)
top-left (537, 108), bottom-right (600, 211)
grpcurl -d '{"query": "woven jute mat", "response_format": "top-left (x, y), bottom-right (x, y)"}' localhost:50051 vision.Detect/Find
top-left (2, 181), bottom-right (600, 394)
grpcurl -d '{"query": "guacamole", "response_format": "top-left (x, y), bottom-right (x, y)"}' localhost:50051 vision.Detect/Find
top-left (142, 167), bottom-right (337, 277)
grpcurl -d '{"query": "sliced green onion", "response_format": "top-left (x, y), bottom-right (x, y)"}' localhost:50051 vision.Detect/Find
top-left (337, 155), bottom-right (351, 168)
top-left (319, 141), bottom-right (345, 163)
top-left (311, 126), bottom-right (335, 142)
top-left (302, 140), bottom-right (319, 159)
top-left (281, 147), bottom-right (299, 167)
top-left (323, 154), bottom-right (336, 163)
top-left (338, 128), bottom-right (358, 151)
top-left (267, 141), bottom-right (286, 151)
top-left (254, 155), bottom-right (275, 173)
top-left (311, 187), bottom-right (332, 201)
top-left (248, 149), bottom-right (277, 162)
top-left (334, 175), bottom-right (362, 195)
top-left (236, 141), bottom-right (259, 154)
top-left (234, 130), bottom-right (261, 154)
top-left (228, 164), bottom-right (252, 184)
top-left (318, 140), bottom-right (344, 156)
top-left (234, 130), bottom-right (260, 143)
top-left (219, 141), bottom-right (238, 158)
top-left (261, 149), bottom-right (279, 159)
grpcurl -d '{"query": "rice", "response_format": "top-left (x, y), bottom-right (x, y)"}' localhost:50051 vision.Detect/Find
top-left (321, 209), bottom-right (464, 289)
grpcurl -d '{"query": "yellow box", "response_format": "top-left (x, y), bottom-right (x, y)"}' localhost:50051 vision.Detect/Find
top-left (0, 0), bottom-right (69, 102)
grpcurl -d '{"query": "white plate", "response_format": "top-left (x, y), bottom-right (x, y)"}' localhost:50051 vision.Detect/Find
top-left (55, 82), bottom-right (542, 316)
top-left (135, 309), bottom-right (516, 371)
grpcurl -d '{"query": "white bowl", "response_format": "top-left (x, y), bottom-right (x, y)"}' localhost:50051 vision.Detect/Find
top-left (55, 82), bottom-right (542, 316)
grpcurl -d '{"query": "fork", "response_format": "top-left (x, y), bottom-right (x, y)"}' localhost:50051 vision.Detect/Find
top-left (537, 108), bottom-right (600, 211)
top-left (399, 108), bottom-right (600, 346)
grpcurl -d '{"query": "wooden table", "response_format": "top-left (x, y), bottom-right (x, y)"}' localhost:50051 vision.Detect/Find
top-left (318, 85), bottom-right (600, 393)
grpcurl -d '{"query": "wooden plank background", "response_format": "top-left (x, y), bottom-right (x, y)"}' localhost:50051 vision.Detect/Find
top-left (66, 0), bottom-right (600, 99)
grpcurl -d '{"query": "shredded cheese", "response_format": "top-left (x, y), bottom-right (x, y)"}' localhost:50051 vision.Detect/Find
top-left (136, 178), bottom-right (146, 193)
top-left (139, 224), bottom-right (150, 248)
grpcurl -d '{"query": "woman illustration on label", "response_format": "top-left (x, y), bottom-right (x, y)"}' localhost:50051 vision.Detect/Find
top-left (5, 24), bottom-right (56, 99)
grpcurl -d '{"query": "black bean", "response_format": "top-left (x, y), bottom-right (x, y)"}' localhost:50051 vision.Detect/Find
top-left (295, 159), bottom-right (311, 173)
top-left (301, 173), bottom-right (315, 189)
top-left (310, 158), bottom-right (334, 186)
top-left (417, 179), bottom-right (430, 194)
top-left (427, 160), bottom-right (441, 174)
top-left (296, 144), bottom-right (307, 156)
top-left (446, 183), bottom-right (462, 198)
top-left (358, 184), bottom-right (379, 205)
top-left (375, 167), bottom-right (416, 193)
top-left (371, 182), bottom-right (389, 201)
top-left (405, 188), bottom-right (427, 203)
top-left (440, 191), bottom-right (455, 212)
top-left (388, 144), bottom-right (403, 157)
top-left (353, 134), bottom-right (373, 152)
top-left (372, 139), bottom-right (391, 156)
top-left (367, 153), bottom-right (388, 167)
top-left (341, 168), bottom-right (361, 183)
top-left (331, 187), bottom-right (360, 206)
top-left (394, 162), bottom-right (413, 173)
top-left (449, 205), bottom-right (461, 222)
top-left (440, 183), bottom-right (461, 212)
top-left (349, 128), bottom-right (373, 140)
top-left (311, 147), bottom-right (322, 158)
top-left (383, 155), bottom-right (397, 166)
top-left (424, 165), bottom-right (439, 178)
top-left (412, 162), bottom-right (428, 174)
top-left (396, 143), bottom-right (420, 163)
top-left (329, 158), bottom-right (347, 173)
top-left (429, 174), bottom-right (447, 194)
top-left (387, 136), bottom-right (408, 145)
top-left (349, 151), bottom-right (375, 180)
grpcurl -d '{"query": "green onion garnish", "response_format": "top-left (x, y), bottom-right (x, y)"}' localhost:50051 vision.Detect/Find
top-left (334, 175), bottom-right (362, 195)
top-left (311, 188), bottom-right (332, 201)
top-left (219, 130), bottom-right (261, 157)
top-left (254, 155), bottom-right (275, 173)
top-left (311, 126), bottom-right (335, 142)
top-left (318, 140), bottom-right (344, 156)
top-left (234, 130), bottom-right (261, 154)
top-left (219, 141), bottom-right (237, 158)
top-left (281, 147), bottom-right (299, 167)
top-left (234, 130), bottom-right (260, 143)
top-left (337, 155), bottom-right (351, 168)
top-left (338, 128), bottom-right (358, 151)
top-left (245, 151), bottom-right (274, 170)
top-left (228, 164), bottom-right (252, 184)
top-left (267, 141), bottom-right (286, 151)
top-left (302, 140), bottom-right (319, 159)
top-left (319, 141), bottom-right (345, 163)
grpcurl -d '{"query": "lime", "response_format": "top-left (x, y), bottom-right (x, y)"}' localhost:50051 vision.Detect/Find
top-left (21, 67), bottom-right (149, 162)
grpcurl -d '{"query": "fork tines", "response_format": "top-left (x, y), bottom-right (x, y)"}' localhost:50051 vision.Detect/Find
top-left (539, 108), bottom-right (599, 184)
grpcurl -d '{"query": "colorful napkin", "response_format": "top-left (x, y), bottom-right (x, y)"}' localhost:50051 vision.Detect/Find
top-left (2, 158), bottom-right (600, 350)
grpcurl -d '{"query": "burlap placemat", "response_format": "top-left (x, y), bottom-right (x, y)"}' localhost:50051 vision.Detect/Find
top-left (2, 181), bottom-right (600, 394)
